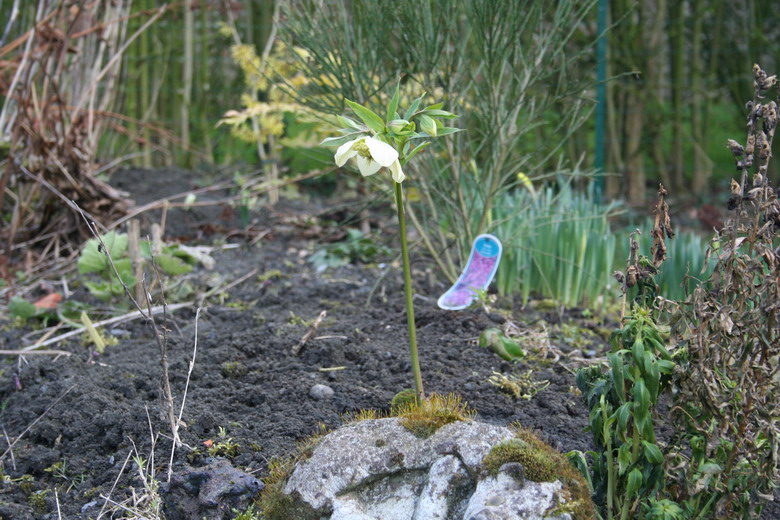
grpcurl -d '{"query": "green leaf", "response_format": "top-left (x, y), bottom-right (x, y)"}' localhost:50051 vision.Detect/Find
top-left (85, 281), bottom-right (115, 302)
top-left (337, 115), bottom-right (364, 131)
top-left (320, 131), bottom-right (366, 148)
top-left (345, 99), bottom-right (385, 134)
top-left (435, 127), bottom-right (462, 136)
top-left (633, 379), bottom-right (650, 411)
top-left (609, 352), bottom-right (625, 402)
top-left (616, 402), bottom-right (633, 441)
top-left (403, 141), bottom-right (431, 164)
top-left (424, 109), bottom-right (458, 119)
top-left (626, 467), bottom-right (643, 497)
top-left (418, 114), bottom-right (437, 136)
top-left (642, 440), bottom-right (664, 465)
top-left (656, 359), bottom-right (675, 374)
top-left (403, 95), bottom-right (424, 120)
top-left (645, 359), bottom-right (660, 402)
top-left (632, 337), bottom-right (645, 369)
top-left (155, 254), bottom-right (193, 276)
top-left (500, 336), bottom-right (526, 359)
top-left (9, 296), bottom-right (38, 319)
top-left (423, 102), bottom-right (443, 111)
top-left (77, 232), bottom-right (128, 274)
top-left (618, 442), bottom-right (632, 475)
top-left (387, 81), bottom-right (401, 122)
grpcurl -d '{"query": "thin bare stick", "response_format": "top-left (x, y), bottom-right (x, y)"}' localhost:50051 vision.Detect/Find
top-left (2, 425), bottom-right (16, 471)
top-left (168, 307), bottom-right (201, 482)
top-left (0, 349), bottom-right (72, 356)
top-left (23, 303), bottom-right (193, 351)
top-left (292, 310), bottom-right (327, 355)
top-left (0, 384), bottom-right (75, 463)
top-left (54, 488), bottom-right (62, 519)
top-left (200, 268), bottom-right (259, 303)
top-left (97, 496), bottom-right (153, 520)
top-left (96, 450), bottom-right (133, 520)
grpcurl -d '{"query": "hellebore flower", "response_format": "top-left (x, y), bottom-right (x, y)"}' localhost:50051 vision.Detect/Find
top-left (334, 136), bottom-right (405, 183)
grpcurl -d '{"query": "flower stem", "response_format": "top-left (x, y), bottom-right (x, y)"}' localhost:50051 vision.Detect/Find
top-left (393, 181), bottom-right (425, 403)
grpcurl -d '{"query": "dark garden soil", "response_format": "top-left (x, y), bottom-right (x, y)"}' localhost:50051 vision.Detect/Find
top-left (0, 168), bottom-right (777, 520)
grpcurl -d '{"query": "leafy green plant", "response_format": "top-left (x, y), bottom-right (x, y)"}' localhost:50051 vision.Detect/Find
top-left (572, 187), bottom-right (677, 520)
top-left (493, 176), bottom-right (622, 307)
top-left (664, 64), bottom-right (780, 520)
top-left (77, 231), bottom-right (199, 301)
top-left (574, 307), bottom-right (675, 520)
top-left (308, 229), bottom-right (391, 271)
top-left (321, 83), bottom-right (459, 403)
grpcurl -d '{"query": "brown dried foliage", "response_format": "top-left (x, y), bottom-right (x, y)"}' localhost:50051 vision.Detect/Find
top-left (0, 1), bottom-right (164, 273)
top-left (668, 64), bottom-right (780, 518)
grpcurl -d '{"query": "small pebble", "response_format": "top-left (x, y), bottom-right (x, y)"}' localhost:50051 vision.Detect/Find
top-left (309, 384), bottom-right (335, 400)
top-left (584, 349), bottom-right (597, 358)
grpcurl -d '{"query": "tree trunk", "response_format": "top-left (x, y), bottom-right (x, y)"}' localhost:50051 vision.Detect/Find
top-left (625, 89), bottom-right (646, 204)
top-left (669, 0), bottom-right (685, 192)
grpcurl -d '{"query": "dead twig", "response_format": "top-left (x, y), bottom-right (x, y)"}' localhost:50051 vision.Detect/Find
top-left (0, 349), bottom-right (72, 356)
top-left (292, 310), bottom-right (327, 355)
top-left (22, 302), bottom-right (192, 350)
top-left (167, 306), bottom-right (201, 482)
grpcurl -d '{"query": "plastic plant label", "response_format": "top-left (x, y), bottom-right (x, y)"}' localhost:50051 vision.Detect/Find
top-left (437, 234), bottom-right (502, 310)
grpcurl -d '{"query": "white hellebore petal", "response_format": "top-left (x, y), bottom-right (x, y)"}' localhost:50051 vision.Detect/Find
top-left (364, 136), bottom-right (398, 167)
top-left (334, 138), bottom-right (360, 167)
top-left (389, 160), bottom-right (405, 183)
top-left (333, 135), bottom-right (400, 178)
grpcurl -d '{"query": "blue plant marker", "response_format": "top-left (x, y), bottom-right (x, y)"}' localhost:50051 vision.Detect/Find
top-left (437, 234), bottom-right (502, 310)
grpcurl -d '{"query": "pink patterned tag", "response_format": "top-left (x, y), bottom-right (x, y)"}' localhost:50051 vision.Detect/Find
top-left (437, 234), bottom-right (502, 310)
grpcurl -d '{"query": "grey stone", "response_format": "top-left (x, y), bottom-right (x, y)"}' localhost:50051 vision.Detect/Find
top-left (282, 418), bottom-right (576, 520)
top-left (161, 457), bottom-right (263, 520)
top-left (310, 383), bottom-right (335, 399)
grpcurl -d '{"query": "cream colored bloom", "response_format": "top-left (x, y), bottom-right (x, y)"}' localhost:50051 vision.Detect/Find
top-left (334, 136), bottom-right (404, 182)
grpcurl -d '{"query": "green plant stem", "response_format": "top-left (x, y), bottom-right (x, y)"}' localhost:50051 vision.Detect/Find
top-left (601, 396), bottom-right (615, 520)
top-left (394, 181), bottom-right (424, 403)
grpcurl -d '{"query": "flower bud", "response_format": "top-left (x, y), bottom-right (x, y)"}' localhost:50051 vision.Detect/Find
top-left (387, 119), bottom-right (415, 136)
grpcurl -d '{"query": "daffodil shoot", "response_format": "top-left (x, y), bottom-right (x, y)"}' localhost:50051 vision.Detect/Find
top-left (322, 83), bottom-right (460, 403)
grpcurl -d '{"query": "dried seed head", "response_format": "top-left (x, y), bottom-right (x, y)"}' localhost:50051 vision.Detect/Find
top-left (727, 139), bottom-right (744, 157)
top-left (753, 173), bottom-right (765, 187)
top-left (746, 134), bottom-right (756, 155)
top-left (625, 265), bottom-right (639, 288)
top-left (757, 131), bottom-right (770, 160)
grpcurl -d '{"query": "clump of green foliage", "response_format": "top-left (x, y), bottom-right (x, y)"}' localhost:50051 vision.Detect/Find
top-left (571, 186), bottom-right (677, 520)
top-left (494, 177), bottom-right (622, 308)
top-left (207, 427), bottom-right (241, 458)
top-left (77, 231), bottom-right (199, 301)
top-left (308, 229), bottom-right (390, 271)
top-left (664, 63), bottom-right (780, 520)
